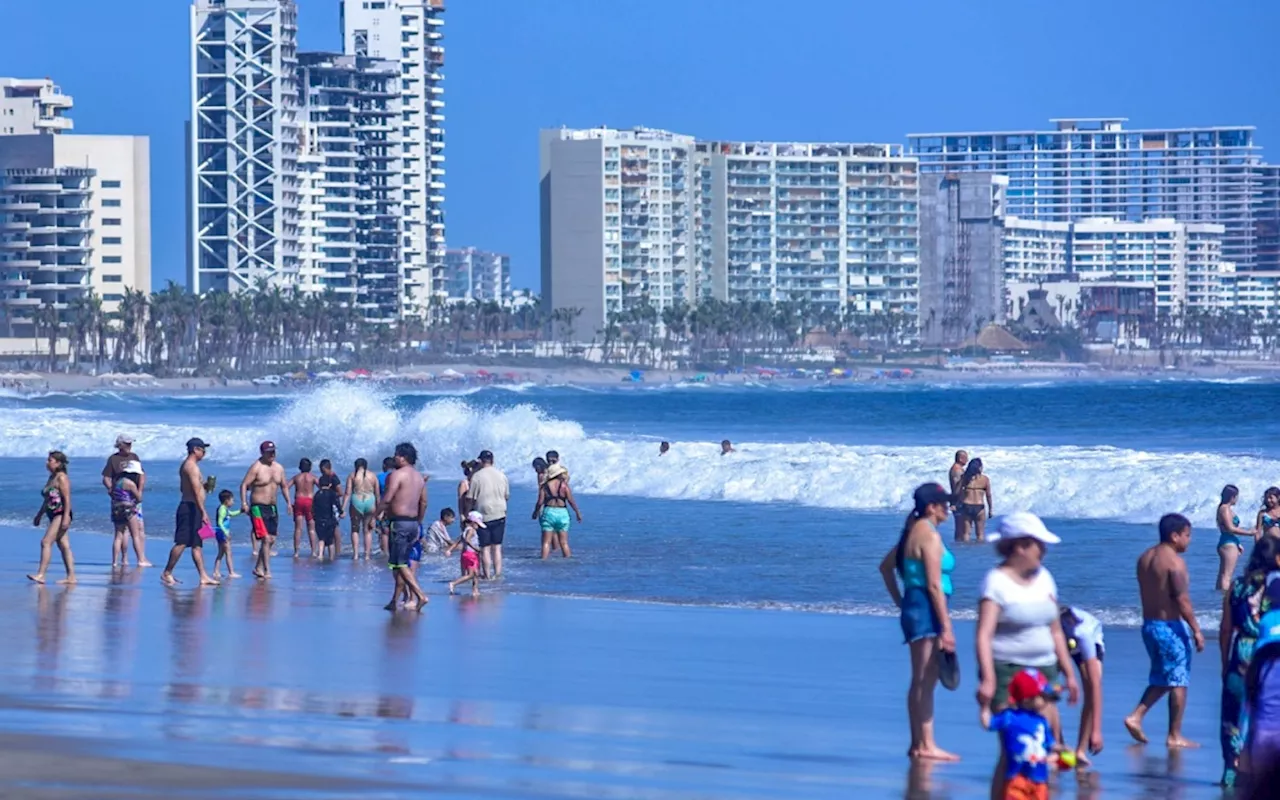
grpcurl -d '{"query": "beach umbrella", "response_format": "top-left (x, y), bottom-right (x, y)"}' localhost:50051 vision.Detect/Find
top-left (440, 368), bottom-right (463, 379)
top-left (474, 368), bottom-right (491, 377)
top-left (351, 368), bottom-right (372, 377)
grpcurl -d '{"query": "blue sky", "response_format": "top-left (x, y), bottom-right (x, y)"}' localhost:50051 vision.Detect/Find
top-left (1, 0), bottom-right (1277, 292)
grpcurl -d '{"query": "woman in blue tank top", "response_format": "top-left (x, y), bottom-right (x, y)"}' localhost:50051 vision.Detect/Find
top-left (879, 482), bottom-right (958, 762)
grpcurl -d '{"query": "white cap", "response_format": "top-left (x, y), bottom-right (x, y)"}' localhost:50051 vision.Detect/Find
top-left (115, 433), bottom-right (133, 446)
top-left (466, 511), bottom-right (487, 528)
top-left (986, 511), bottom-right (1061, 545)
top-left (121, 460), bottom-right (143, 475)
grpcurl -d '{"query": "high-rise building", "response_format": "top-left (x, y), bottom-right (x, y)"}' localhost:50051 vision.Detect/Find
top-left (296, 52), bottom-right (403, 322)
top-left (1257, 163), bottom-right (1280, 272)
top-left (908, 119), bottom-right (1264, 269)
top-left (540, 127), bottom-right (697, 339)
top-left (918, 174), bottom-right (1007, 347)
top-left (695, 141), bottom-right (919, 318)
top-left (0, 78), bottom-right (74, 136)
top-left (341, 0), bottom-right (447, 309)
top-left (445, 247), bottom-right (510, 303)
top-left (0, 134), bottom-right (151, 337)
top-left (189, 0), bottom-right (299, 294)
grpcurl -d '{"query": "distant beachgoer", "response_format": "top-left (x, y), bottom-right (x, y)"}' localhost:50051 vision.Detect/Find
top-left (28, 450), bottom-right (75, 585)
top-left (377, 456), bottom-right (394, 555)
top-left (1219, 536), bottom-right (1280, 787)
top-left (160, 438), bottom-right (218, 586)
top-left (240, 441), bottom-right (290, 579)
top-left (109, 460), bottom-right (143, 568)
top-left (345, 457), bottom-right (380, 560)
top-left (1124, 513), bottom-right (1204, 748)
top-left (102, 433), bottom-right (149, 566)
top-left (1218, 485), bottom-right (1259, 590)
top-left (290, 458), bottom-right (318, 558)
top-left (1060, 604), bottom-right (1106, 766)
top-left (721, 439), bottom-right (735, 455)
top-left (949, 450), bottom-right (969, 542)
top-left (877, 482), bottom-right (958, 762)
top-left (660, 441), bottom-right (670, 456)
top-left (457, 460), bottom-right (477, 517)
top-left (377, 442), bottom-right (428, 610)
top-left (534, 463), bottom-right (582, 559)
top-left (1259, 488), bottom-right (1280, 538)
top-left (467, 450), bottom-right (510, 579)
top-left (447, 511), bottom-right (485, 596)
top-left (212, 489), bottom-right (241, 579)
top-left (957, 458), bottom-right (993, 543)
top-left (314, 465), bottom-right (343, 561)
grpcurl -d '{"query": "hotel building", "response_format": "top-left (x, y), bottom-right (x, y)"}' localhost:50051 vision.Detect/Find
top-left (445, 247), bottom-right (510, 303)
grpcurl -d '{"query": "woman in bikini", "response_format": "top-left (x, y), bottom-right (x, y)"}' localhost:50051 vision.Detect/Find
top-left (1217, 484), bottom-right (1259, 590)
top-left (345, 458), bottom-right (380, 560)
top-left (957, 458), bottom-right (993, 542)
top-left (457, 460), bottom-right (477, 517)
top-left (28, 450), bottom-right (75, 584)
top-left (1259, 487), bottom-right (1280, 539)
top-left (533, 463), bottom-right (582, 559)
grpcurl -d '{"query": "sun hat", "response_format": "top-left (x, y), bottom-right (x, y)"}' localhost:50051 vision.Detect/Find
top-left (122, 460), bottom-right (143, 475)
top-left (465, 511), bottom-right (487, 528)
top-left (987, 511), bottom-right (1061, 545)
top-left (545, 463), bottom-right (568, 481)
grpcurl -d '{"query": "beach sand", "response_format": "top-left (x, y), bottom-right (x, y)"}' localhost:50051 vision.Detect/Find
top-left (0, 528), bottom-right (1228, 798)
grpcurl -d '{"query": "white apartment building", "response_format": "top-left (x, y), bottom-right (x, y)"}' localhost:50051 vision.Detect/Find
top-left (445, 247), bottom-right (510, 303)
top-left (696, 141), bottom-right (919, 317)
top-left (189, 0), bottom-right (300, 294)
top-left (0, 78), bottom-right (74, 136)
top-left (1223, 270), bottom-right (1280, 320)
top-left (1002, 216), bottom-right (1227, 314)
top-left (341, 0), bottom-right (447, 309)
top-left (0, 135), bottom-right (151, 337)
top-left (540, 127), bottom-right (697, 339)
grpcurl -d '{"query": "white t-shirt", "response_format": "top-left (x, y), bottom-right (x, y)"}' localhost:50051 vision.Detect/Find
top-left (981, 566), bottom-right (1060, 667)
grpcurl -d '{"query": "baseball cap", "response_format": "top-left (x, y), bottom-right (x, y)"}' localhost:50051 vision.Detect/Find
top-left (186, 437), bottom-right (211, 451)
top-left (987, 511), bottom-right (1061, 545)
top-left (477, 449), bottom-right (494, 462)
top-left (115, 433), bottom-right (133, 446)
top-left (913, 482), bottom-right (952, 509)
top-left (465, 511), bottom-right (487, 528)
top-left (1007, 667), bottom-right (1057, 704)
top-left (259, 440), bottom-right (276, 454)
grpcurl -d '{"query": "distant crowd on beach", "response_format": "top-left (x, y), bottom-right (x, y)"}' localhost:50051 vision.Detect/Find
top-left (882, 452), bottom-right (1280, 797)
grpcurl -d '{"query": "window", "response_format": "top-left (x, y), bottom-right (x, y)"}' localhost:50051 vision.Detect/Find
top-left (102, 199), bottom-right (122, 207)
top-left (103, 274), bottom-right (123, 283)
top-left (103, 293), bottom-right (124, 302)
top-left (101, 180), bottom-right (121, 189)
top-left (102, 237), bottom-right (122, 245)
top-left (102, 256), bottom-right (123, 264)
top-left (102, 218), bottom-right (121, 226)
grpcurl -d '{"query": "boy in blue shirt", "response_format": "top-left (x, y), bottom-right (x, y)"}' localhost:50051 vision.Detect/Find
top-left (984, 668), bottom-right (1056, 800)
top-left (213, 489), bottom-right (241, 579)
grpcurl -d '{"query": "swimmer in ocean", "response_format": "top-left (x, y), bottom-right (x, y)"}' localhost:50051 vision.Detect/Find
top-left (956, 458), bottom-right (992, 543)
top-left (660, 441), bottom-right (670, 456)
top-left (721, 439), bottom-right (735, 455)
top-left (1216, 484), bottom-right (1258, 590)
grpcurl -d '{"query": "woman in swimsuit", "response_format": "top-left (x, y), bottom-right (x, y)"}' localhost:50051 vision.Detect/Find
top-left (1217, 484), bottom-right (1259, 590)
top-left (1259, 487), bottom-right (1280, 539)
top-left (957, 458), bottom-right (993, 542)
top-left (28, 450), bottom-right (75, 584)
top-left (457, 460), bottom-right (477, 517)
top-left (345, 458), bottom-right (380, 560)
top-left (533, 463), bottom-right (582, 558)
top-left (110, 461), bottom-right (144, 568)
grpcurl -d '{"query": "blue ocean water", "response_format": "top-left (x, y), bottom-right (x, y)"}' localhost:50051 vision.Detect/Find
top-left (1, 378), bottom-right (1276, 627)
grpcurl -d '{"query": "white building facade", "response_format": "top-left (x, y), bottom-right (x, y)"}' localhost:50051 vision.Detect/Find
top-left (0, 78), bottom-right (74, 136)
top-left (445, 247), bottom-right (510, 303)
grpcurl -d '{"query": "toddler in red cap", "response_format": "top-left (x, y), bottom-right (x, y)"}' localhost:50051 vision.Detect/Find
top-left (984, 667), bottom-right (1057, 800)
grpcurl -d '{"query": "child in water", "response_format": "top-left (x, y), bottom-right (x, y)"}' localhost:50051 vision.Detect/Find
top-left (984, 668), bottom-right (1058, 800)
top-left (446, 511), bottom-right (485, 596)
top-left (213, 489), bottom-right (241, 579)
top-left (313, 464), bottom-right (343, 561)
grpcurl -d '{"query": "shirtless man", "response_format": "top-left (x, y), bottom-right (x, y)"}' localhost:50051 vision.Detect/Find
top-left (290, 457), bottom-right (319, 559)
top-left (161, 437), bottom-right (219, 586)
top-left (377, 441), bottom-right (428, 611)
top-left (1124, 513), bottom-right (1204, 748)
top-left (949, 450), bottom-right (969, 543)
top-left (240, 441), bottom-right (291, 580)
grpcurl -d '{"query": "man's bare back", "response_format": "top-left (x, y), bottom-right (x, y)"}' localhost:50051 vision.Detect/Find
top-left (1136, 543), bottom-right (1187, 621)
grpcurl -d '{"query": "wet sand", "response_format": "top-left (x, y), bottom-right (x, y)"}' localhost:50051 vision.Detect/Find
top-left (0, 528), bottom-right (1227, 798)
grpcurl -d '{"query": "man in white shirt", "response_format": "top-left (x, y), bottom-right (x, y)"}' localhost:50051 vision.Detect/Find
top-left (466, 450), bottom-right (510, 579)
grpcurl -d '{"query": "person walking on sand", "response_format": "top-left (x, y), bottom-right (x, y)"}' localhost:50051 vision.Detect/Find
top-left (467, 450), bottom-right (510, 579)
top-left (28, 451), bottom-right (75, 585)
top-left (878, 482), bottom-right (959, 762)
top-left (534, 463), bottom-right (582, 559)
top-left (289, 458), bottom-right (318, 558)
top-left (1217, 485), bottom-right (1259, 591)
top-left (447, 511), bottom-right (485, 596)
top-left (956, 458), bottom-right (992, 543)
top-left (240, 441), bottom-right (291, 580)
top-left (102, 433), bottom-right (150, 566)
top-left (160, 438), bottom-right (219, 586)
top-left (345, 458), bottom-right (380, 559)
top-left (1124, 513), bottom-right (1204, 748)
top-left (378, 442), bottom-right (428, 611)
top-left (948, 450), bottom-right (968, 542)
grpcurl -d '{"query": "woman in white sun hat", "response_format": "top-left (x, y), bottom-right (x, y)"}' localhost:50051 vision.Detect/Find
top-left (975, 512), bottom-right (1079, 795)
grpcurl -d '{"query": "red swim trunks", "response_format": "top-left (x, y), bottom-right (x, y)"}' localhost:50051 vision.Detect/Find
top-left (293, 496), bottom-right (314, 522)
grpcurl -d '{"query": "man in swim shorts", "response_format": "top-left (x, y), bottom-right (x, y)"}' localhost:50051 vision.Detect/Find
top-left (161, 438), bottom-right (219, 586)
top-left (1125, 513), bottom-right (1203, 749)
top-left (948, 450), bottom-right (968, 541)
top-left (378, 442), bottom-right (428, 610)
top-left (240, 441), bottom-right (291, 579)
top-left (467, 449), bottom-right (509, 579)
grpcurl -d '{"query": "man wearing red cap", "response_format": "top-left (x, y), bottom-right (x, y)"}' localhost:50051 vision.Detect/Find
top-left (239, 440), bottom-right (291, 579)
